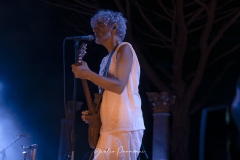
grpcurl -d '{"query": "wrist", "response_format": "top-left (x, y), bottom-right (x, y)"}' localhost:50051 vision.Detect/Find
top-left (86, 70), bottom-right (95, 81)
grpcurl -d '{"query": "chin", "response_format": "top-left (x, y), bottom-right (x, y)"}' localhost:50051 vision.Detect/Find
top-left (95, 40), bottom-right (100, 44)
top-left (95, 39), bottom-right (102, 45)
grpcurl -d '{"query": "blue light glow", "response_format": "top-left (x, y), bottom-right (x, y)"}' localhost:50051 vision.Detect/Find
top-left (0, 82), bottom-right (32, 160)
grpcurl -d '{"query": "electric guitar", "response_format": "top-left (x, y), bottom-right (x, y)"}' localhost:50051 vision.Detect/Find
top-left (76, 42), bottom-right (101, 149)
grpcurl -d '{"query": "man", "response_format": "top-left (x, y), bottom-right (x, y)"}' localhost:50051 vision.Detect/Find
top-left (72, 9), bottom-right (145, 160)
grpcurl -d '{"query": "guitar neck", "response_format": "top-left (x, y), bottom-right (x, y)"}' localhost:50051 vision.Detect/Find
top-left (81, 79), bottom-right (95, 113)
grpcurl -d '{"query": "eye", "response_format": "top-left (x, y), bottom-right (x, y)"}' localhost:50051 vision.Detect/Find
top-left (93, 25), bottom-right (102, 31)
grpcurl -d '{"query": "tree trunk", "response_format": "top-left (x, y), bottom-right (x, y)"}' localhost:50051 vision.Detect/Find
top-left (170, 103), bottom-right (190, 160)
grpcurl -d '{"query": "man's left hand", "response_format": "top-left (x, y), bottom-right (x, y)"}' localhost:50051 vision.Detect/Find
top-left (71, 61), bottom-right (91, 79)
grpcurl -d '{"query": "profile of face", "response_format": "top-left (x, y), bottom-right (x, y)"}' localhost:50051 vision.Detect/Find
top-left (93, 22), bottom-right (114, 44)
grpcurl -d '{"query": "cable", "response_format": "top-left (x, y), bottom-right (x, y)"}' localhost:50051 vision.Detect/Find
top-left (63, 38), bottom-right (71, 155)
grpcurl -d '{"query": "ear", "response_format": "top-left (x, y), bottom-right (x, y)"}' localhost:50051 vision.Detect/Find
top-left (112, 23), bottom-right (117, 30)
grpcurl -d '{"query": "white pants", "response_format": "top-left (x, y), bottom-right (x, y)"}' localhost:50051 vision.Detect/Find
top-left (93, 130), bottom-right (144, 160)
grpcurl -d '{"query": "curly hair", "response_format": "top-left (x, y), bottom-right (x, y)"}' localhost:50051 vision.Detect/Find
top-left (90, 10), bottom-right (127, 41)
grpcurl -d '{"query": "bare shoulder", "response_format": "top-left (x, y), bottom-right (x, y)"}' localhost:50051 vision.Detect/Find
top-left (118, 43), bottom-right (131, 52)
top-left (117, 44), bottom-right (132, 58)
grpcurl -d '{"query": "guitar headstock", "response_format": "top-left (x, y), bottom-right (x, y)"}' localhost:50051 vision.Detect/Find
top-left (76, 42), bottom-right (87, 66)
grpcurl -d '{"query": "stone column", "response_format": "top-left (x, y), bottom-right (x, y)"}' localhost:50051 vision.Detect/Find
top-left (147, 92), bottom-right (176, 160)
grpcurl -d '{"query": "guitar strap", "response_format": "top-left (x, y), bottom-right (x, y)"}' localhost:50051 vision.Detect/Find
top-left (95, 43), bottom-right (120, 111)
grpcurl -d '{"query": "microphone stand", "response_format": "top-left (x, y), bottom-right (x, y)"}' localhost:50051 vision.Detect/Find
top-left (0, 136), bottom-right (22, 160)
top-left (69, 40), bottom-right (80, 160)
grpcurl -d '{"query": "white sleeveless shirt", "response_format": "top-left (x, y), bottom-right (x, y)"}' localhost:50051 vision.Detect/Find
top-left (99, 42), bottom-right (145, 133)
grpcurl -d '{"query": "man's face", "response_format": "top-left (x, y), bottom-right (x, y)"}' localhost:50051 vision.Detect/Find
top-left (93, 22), bottom-right (112, 44)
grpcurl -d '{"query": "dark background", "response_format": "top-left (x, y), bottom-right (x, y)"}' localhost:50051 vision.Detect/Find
top-left (0, 0), bottom-right (70, 159)
top-left (0, 0), bottom-right (239, 160)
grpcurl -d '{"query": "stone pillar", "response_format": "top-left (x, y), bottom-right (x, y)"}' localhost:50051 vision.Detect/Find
top-left (147, 92), bottom-right (176, 160)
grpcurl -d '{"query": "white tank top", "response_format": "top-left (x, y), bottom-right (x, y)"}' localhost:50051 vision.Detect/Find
top-left (99, 42), bottom-right (145, 133)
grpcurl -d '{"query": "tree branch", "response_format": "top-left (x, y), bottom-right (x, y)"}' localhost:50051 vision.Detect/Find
top-left (148, 43), bottom-right (172, 49)
top-left (208, 11), bottom-right (240, 53)
top-left (73, 0), bottom-right (99, 11)
top-left (121, 1), bottom-right (173, 93)
top-left (133, 23), bottom-right (167, 45)
top-left (131, 41), bottom-right (172, 93)
top-left (188, 9), bottom-right (239, 34)
top-left (187, 8), bottom-right (205, 26)
top-left (171, 0), bottom-right (176, 8)
top-left (215, 9), bottom-right (239, 23)
top-left (186, 41), bottom-right (240, 81)
top-left (155, 64), bottom-right (173, 80)
top-left (157, 0), bottom-right (173, 18)
top-left (190, 60), bottom-right (237, 114)
top-left (60, 16), bottom-right (86, 34)
top-left (139, 47), bottom-right (173, 81)
top-left (172, 0), bottom-right (188, 98)
top-left (43, 0), bottom-right (95, 16)
top-left (217, 7), bottom-right (238, 16)
top-left (125, 0), bottom-right (132, 34)
top-left (188, 25), bottom-right (205, 33)
top-left (184, 0), bottom-right (208, 7)
top-left (208, 42), bottom-right (240, 67)
top-left (132, 0), bottom-right (172, 43)
top-left (114, 0), bottom-right (125, 15)
top-left (195, 0), bottom-right (209, 11)
top-left (184, 1), bottom-right (196, 7)
top-left (171, 2), bottom-right (177, 47)
top-left (141, 6), bottom-right (172, 23)
top-left (186, 0), bottom-right (217, 101)
top-left (186, 45), bottom-right (200, 53)
top-left (216, 0), bottom-right (234, 11)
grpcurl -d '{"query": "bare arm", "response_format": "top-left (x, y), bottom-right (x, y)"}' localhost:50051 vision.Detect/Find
top-left (72, 44), bottom-right (133, 94)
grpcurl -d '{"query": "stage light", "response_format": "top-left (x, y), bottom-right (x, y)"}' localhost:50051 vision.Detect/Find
top-left (0, 82), bottom-right (32, 160)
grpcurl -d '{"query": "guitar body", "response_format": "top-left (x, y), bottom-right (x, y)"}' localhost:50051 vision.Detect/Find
top-left (81, 80), bottom-right (102, 149)
top-left (88, 104), bottom-right (101, 148)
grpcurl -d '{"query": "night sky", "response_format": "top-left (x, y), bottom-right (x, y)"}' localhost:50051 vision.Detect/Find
top-left (0, 0), bottom-right (240, 160)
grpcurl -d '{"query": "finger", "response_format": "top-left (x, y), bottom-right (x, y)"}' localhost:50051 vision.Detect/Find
top-left (82, 117), bottom-right (89, 123)
top-left (82, 43), bottom-right (87, 49)
top-left (71, 68), bottom-right (76, 74)
top-left (71, 65), bottom-right (78, 71)
top-left (82, 110), bottom-right (89, 114)
top-left (85, 115), bottom-right (91, 122)
top-left (81, 61), bottom-right (87, 66)
top-left (81, 115), bottom-right (90, 123)
top-left (81, 115), bottom-right (90, 121)
top-left (71, 64), bottom-right (77, 68)
top-left (81, 61), bottom-right (85, 65)
top-left (81, 115), bottom-right (85, 120)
